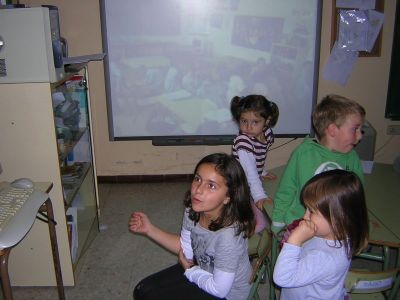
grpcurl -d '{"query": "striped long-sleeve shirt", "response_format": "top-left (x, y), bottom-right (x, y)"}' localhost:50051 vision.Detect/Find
top-left (232, 127), bottom-right (274, 175)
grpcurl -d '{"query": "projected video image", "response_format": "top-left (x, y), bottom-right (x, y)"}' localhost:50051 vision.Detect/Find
top-left (103, 0), bottom-right (321, 139)
top-left (232, 16), bottom-right (284, 51)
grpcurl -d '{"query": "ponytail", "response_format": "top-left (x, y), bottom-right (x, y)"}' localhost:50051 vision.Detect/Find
top-left (268, 101), bottom-right (279, 127)
top-left (230, 96), bottom-right (244, 122)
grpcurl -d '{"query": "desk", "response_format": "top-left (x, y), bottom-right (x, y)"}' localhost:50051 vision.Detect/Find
top-left (263, 163), bottom-right (400, 247)
top-left (263, 163), bottom-right (400, 299)
top-left (146, 91), bottom-right (219, 133)
top-left (0, 182), bottom-right (64, 300)
top-left (123, 56), bottom-right (170, 69)
top-left (364, 163), bottom-right (400, 244)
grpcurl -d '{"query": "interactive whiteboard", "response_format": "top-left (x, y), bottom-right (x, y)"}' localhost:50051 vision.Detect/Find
top-left (101, 0), bottom-right (322, 144)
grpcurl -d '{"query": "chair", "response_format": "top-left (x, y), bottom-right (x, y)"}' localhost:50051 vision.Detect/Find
top-left (266, 227), bottom-right (286, 300)
top-left (247, 229), bottom-right (272, 300)
top-left (249, 225), bottom-right (285, 300)
top-left (345, 268), bottom-right (400, 299)
top-left (248, 228), bottom-right (271, 260)
top-left (345, 239), bottom-right (400, 300)
top-left (357, 240), bottom-right (399, 271)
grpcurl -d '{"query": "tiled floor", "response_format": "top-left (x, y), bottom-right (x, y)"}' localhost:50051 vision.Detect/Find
top-left (11, 181), bottom-right (271, 300)
top-left (9, 181), bottom-right (400, 300)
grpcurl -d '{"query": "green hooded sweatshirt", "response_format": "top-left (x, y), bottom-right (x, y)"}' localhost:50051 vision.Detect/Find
top-left (272, 137), bottom-right (364, 226)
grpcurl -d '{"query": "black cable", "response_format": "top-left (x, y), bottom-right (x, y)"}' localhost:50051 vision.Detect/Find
top-left (36, 211), bottom-right (57, 225)
top-left (36, 215), bottom-right (50, 223)
top-left (270, 137), bottom-right (298, 151)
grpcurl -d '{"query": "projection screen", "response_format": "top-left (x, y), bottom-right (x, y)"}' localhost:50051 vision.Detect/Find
top-left (101, 0), bottom-right (322, 144)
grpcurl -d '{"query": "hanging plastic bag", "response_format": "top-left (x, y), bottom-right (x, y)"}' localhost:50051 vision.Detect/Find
top-left (337, 9), bottom-right (369, 52)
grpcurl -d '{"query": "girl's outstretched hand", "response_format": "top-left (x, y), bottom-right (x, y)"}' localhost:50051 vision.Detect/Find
top-left (255, 197), bottom-right (273, 211)
top-left (178, 248), bottom-right (194, 270)
top-left (261, 171), bottom-right (277, 181)
top-left (129, 212), bottom-right (152, 235)
top-left (286, 219), bottom-right (316, 246)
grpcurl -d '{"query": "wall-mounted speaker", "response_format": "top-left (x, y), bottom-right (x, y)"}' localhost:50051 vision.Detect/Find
top-left (354, 121), bottom-right (376, 161)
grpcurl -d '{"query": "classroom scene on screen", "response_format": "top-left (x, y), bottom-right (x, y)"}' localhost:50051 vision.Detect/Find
top-left (0, 0), bottom-right (399, 299)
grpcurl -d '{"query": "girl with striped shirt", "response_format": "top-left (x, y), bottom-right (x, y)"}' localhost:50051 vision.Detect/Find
top-left (231, 94), bottom-right (279, 233)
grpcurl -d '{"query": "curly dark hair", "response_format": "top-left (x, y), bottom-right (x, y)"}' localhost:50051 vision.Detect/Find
top-left (230, 94), bottom-right (279, 127)
top-left (183, 153), bottom-right (255, 238)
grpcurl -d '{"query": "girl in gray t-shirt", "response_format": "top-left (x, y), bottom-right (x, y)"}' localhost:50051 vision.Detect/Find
top-left (129, 153), bottom-right (256, 299)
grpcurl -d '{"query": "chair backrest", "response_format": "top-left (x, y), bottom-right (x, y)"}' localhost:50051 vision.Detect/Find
top-left (345, 269), bottom-right (399, 294)
top-left (247, 229), bottom-right (272, 300)
top-left (255, 229), bottom-right (272, 259)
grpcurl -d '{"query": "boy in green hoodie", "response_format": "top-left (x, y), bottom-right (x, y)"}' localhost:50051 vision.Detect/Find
top-left (271, 94), bottom-right (365, 233)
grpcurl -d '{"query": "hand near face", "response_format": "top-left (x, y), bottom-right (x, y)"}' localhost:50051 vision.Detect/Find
top-left (286, 219), bottom-right (317, 246)
top-left (129, 212), bottom-right (152, 235)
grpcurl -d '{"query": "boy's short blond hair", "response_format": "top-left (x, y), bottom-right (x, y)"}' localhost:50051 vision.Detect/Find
top-left (312, 94), bottom-right (366, 140)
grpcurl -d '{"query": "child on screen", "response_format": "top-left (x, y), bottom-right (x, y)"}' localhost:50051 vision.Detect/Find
top-left (231, 94), bottom-right (279, 233)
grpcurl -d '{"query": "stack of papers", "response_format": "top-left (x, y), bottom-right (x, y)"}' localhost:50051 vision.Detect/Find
top-left (63, 53), bottom-right (106, 65)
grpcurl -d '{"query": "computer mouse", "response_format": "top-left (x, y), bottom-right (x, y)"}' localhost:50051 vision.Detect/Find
top-left (11, 178), bottom-right (34, 189)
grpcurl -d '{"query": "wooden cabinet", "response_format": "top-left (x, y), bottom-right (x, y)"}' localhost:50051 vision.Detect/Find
top-left (0, 66), bottom-right (99, 286)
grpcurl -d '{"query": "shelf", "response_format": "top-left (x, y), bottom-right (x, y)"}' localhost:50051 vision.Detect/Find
top-left (62, 162), bottom-right (92, 207)
top-left (50, 64), bottom-right (86, 89)
top-left (64, 63), bottom-right (87, 74)
top-left (58, 127), bottom-right (89, 162)
top-left (1, 53), bottom-right (98, 286)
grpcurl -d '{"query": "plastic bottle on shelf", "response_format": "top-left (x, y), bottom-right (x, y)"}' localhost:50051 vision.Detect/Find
top-left (57, 132), bottom-right (66, 156)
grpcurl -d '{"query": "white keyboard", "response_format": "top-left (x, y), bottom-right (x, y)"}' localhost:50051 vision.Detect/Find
top-left (0, 186), bottom-right (34, 231)
top-left (0, 185), bottom-right (48, 249)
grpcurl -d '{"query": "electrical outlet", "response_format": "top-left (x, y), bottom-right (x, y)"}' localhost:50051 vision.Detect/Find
top-left (387, 125), bottom-right (400, 135)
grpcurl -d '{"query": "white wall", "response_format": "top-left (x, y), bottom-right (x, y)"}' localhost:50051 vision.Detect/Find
top-left (24, 0), bottom-right (400, 175)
